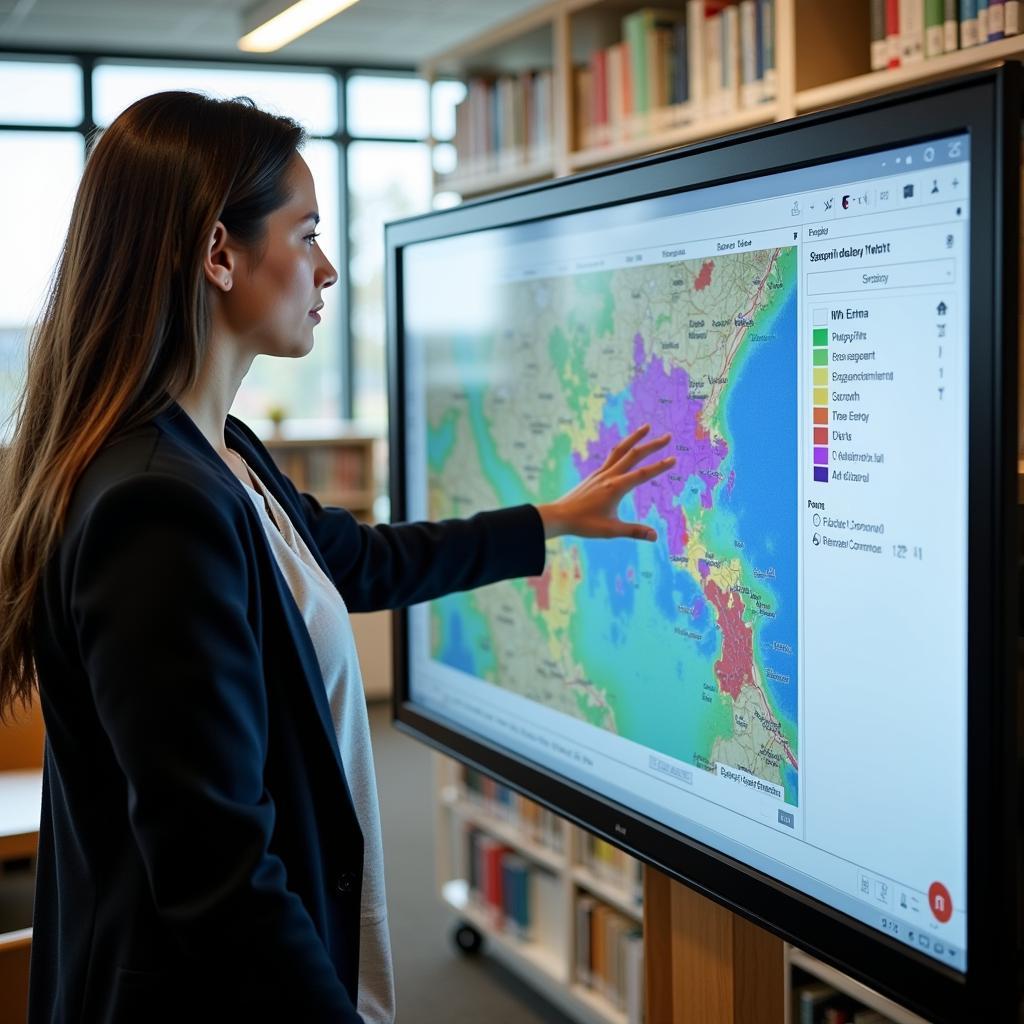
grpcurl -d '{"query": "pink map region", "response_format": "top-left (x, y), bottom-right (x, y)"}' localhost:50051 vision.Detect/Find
top-left (572, 335), bottom-right (729, 556)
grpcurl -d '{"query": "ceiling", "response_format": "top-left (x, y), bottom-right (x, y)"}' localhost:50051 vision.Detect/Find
top-left (0, 0), bottom-right (547, 69)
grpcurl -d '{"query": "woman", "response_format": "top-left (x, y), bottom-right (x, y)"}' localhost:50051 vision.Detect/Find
top-left (0, 91), bottom-right (673, 1022)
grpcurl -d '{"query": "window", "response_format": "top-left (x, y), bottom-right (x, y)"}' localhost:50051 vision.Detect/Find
top-left (347, 74), bottom-right (428, 139)
top-left (0, 132), bottom-right (85, 439)
top-left (348, 140), bottom-right (432, 426)
top-left (93, 62), bottom-right (338, 134)
top-left (0, 59), bottom-right (82, 126)
top-left (0, 56), bottom-right (436, 440)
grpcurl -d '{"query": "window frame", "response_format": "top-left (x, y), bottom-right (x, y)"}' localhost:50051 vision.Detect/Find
top-left (0, 44), bottom-right (427, 420)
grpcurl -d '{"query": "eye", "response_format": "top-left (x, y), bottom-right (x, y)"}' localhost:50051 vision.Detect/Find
top-left (305, 231), bottom-right (321, 248)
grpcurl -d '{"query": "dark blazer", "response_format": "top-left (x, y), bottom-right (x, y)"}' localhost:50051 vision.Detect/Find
top-left (28, 400), bottom-right (545, 1023)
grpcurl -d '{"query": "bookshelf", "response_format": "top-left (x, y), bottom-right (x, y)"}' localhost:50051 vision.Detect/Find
top-left (422, 2), bottom-right (1020, 1020)
top-left (435, 755), bottom-right (644, 1024)
top-left (422, 0), bottom-right (1024, 199)
top-left (261, 434), bottom-right (379, 522)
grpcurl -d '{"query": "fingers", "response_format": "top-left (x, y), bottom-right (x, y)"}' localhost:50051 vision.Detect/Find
top-left (619, 455), bottom-right (676, 492)
top-left (603, 423), bottom-right (651, 469)
top-left (593, 519), bottom-right (659, 542)
top-left (614, 432), bottom-right (671, 475)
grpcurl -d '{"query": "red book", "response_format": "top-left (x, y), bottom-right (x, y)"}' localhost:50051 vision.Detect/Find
top-left (886, 0), bottom-right (901, 66)
top-left (483, 842), bottom-right (508, 921)
top-left (593, 48), bottom-right (608, 126)
top-left (620, 39), bottom-right (633, 115)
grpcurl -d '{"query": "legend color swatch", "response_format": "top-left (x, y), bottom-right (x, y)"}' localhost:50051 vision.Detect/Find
top-left (813, 327), bottom-right (828, 482)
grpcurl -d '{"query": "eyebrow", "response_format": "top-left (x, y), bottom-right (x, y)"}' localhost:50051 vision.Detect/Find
top-left (300, 212), bottom-right (320, 225)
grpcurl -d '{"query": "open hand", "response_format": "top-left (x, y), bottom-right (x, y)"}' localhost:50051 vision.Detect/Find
top-left (536, 424), bottom-right (674, 542)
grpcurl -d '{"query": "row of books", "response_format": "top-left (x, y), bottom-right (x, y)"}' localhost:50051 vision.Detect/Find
top-left (869, 0), bottom-right (1021, 69)
top-left (462, 767), bottom-right (565, 853)
top-left (579, 832), bottom-right (644, 909)
top-left (575, 1), bottom-right (777, 149)
top-left (465, 827), bottom-right (565, 946)
top-left (795, 979), bottom-right (898, 1024)
top-left (451, 70), bottom-right (554, 177)
top-left (268, 445), bottom-right (370, 496)
top-left (575, 895), bottom-right (644, 1023)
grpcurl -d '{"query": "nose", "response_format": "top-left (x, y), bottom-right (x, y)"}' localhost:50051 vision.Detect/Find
top-left (316, 250), bottom-right (339, 290)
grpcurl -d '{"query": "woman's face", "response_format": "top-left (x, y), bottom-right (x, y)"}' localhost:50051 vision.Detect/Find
top-left (218, 153), bottom-right (338, 359)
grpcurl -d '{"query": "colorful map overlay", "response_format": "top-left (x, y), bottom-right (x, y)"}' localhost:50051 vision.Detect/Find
top-left (424, 247), bottom-right (799, 804)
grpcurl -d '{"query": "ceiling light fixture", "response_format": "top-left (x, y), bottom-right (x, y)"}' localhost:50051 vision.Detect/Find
top-left (238, 0), bottom-right (361, 53)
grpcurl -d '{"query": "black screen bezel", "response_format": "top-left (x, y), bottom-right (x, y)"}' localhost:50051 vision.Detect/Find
top-left (385, 67), bottom-right (1021, 1022)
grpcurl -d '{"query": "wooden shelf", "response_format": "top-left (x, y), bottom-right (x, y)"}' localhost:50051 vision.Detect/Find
top-left (442, 788), bottom-right (566, 872)
top-left (787, 946), bottom-right (931, 1024)
top-left (569, 982), bottom-right (629, 1024)
top-left (570, 865), bottom-right (642, 923)
top-left (797, 35), bottom-right (1024, 113)
top-left (569, 102), bottom-right (779, 171)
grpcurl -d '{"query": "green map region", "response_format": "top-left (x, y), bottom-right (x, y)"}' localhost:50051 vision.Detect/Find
top-left (424, 247), bottom-right (799, 804)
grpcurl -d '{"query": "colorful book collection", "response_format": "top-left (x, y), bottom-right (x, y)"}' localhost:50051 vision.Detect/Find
top-left (575, 1), bottom-right (777, 149)
top-left (870, 0), bottom-right (1020, 69)
top-left (270, 444), bottom-right (370, 497)
top-left (451, 69), bottom-right (554, 176)
top-left (579, 832), bottom-right (645, 910)
top-left (575, 895), bottom-right (645, 1023)
top-left (462, 767), bottom-right (565, 853)
top-left (465, 826), bottom-right (565, 946)
top-left (795, 979), bottom-right (899, 1023)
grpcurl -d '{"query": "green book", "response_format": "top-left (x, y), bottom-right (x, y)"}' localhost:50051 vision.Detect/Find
top-left (925, 0), bottom-right (946, 54)
top-left (622, 8), bottom-right (686, 114)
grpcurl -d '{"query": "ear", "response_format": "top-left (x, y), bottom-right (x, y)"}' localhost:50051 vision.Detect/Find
top-left (202, 221), bottom-right (238, 292)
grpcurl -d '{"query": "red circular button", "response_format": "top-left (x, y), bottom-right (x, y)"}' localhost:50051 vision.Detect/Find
top-left (928, 881), bottom-right (953, 923)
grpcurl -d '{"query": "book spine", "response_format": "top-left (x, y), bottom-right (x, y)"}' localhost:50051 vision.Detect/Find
top-left (886, 0), bottom-right (902, 65)
top-left (705, 10), bottom-right (723, 116)
top-left (724, 4), bottom-right (740, 112)
top-left (673, 21), bottom-right (689, 105)
top-left (687, 0), bottom-right (705, 112)
top-left (960, 0), bottom-right (979, 46)
top-left (978, 0), bottom-right (989, 38)
top-left (623, 12), bottom-right (649, 114)
top-left (944, 0), bottom-right (960, 45)
top-left (760, 0), bottom-right (776, 98)
top-left (900, 0), bottom-right (925, 60)
top-left (988, 0), bottom-right (1005, 37)
top-left (925, 0), bottom-right (946, 51)
top-left (740, 0), bottom-right (758, 105)
top-left (870, 0), bottom-right (889, 67)
top-left (1006, 0), bottom-right (1020, 32)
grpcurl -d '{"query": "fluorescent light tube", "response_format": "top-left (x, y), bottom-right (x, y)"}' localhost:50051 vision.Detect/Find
top-left (238, 0), bottom-right (360, 52)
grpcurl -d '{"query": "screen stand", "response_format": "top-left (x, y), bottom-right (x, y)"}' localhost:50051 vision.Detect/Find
top-left (645, 869), bottom-right (785, 1023)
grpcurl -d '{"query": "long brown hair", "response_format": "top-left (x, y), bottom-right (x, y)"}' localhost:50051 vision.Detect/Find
top-left (0, 91), bottom-right (305, 720)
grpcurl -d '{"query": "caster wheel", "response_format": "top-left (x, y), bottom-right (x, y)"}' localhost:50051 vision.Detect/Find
top-left (453, 921), bottom-right (484, 955)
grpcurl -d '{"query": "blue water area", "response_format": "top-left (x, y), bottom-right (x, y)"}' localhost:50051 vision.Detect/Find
top-left (782, 761), bottom-right (798, 804)
top-left (603, 391), bottom-right (629, 434)
top-left (720, 280), bottom-right (798, 733)
top-left (570, 530), bottom-right (717, 761)
top-left (436, 592), bottom-right (497, 679)
top-left (428, 409), bottom-right (458, 474)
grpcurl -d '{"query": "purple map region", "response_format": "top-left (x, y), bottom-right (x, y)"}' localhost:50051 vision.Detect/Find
top-left (572, 334), bottom-right (729, 557)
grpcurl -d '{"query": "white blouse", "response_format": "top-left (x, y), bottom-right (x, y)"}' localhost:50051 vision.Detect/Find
top-left (232, 450), bottom-right (395, 1024)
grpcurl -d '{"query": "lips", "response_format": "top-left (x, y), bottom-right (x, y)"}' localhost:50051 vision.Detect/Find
top-left (308, 302), bottom-right (323, 322)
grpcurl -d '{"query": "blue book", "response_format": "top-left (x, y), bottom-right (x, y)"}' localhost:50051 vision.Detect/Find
top-left (673, 21), bottom-right (689, 105)
top-left (960, 0), bottom-right (979, 47)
